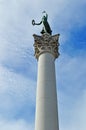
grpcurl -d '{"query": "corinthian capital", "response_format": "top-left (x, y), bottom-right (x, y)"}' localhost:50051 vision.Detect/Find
top-left (33, 33), bottom-right (60, 59)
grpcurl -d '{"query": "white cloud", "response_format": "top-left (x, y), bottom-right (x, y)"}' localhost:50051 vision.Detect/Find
top-left (0, 64), bottom-right (36, 119)
top-left (59, 90), bottom-right (86, 130)
top-left (72, 90), bottom-right (86, 130)
top-left (56, 53), bottom-right (86, 130)
top-left (0, 119), bottom-right (34, 130)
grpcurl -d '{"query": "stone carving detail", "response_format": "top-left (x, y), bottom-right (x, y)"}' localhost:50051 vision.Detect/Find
top-left (33, 33), bottom-right (60, 59)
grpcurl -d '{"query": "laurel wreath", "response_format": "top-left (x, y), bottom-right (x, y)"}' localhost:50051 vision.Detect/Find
top-left (32, 20), bottom-right (35, 25)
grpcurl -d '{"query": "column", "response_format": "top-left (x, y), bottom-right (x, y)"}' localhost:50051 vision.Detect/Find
top-left (33, 33), bottom-right (60, 130)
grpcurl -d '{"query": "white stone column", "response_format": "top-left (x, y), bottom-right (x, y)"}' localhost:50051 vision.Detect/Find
top-left (33, 33), bottom-right (60, 130)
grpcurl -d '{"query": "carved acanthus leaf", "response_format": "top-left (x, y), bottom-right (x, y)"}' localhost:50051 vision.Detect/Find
top-left (33, 33), bottom-right (60, 59)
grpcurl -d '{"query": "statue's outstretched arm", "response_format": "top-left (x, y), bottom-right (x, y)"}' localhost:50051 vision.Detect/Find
top-left (35, 21), bottom-right (42, 25)
top-left (46, 13), bottom-right (48, 19)
top-left (32, 20), bottom-right (42, 26)
top-left (42, 11), bottom-right (48, 19)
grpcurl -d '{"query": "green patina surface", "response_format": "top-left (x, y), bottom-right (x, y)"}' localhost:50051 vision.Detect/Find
top-left (32, 11), bottom-right (52, 35)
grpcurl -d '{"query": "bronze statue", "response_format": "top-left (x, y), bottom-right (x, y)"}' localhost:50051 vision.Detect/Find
top-left (32, 11), bottom-right (52, 35)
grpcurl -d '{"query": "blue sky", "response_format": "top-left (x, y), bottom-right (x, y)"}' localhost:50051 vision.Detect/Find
top-left (0, 0), bottom-right (86, 130)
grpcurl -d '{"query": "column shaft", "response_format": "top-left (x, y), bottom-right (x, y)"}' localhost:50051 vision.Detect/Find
top-left (35, 52), bottom-right (59, 130)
